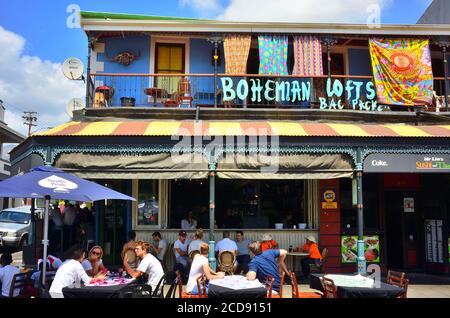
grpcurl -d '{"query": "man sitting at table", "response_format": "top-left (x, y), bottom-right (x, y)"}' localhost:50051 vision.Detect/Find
top-left (49, 247), bottom-right (106, 298)
top-left (123, 240), bottom-right (165, 292)
top-left (300, 236), bottom-right (322, 280)
top-left (0, 252), bottom-right (20, 297)
top-left (186, 242), bottom-right (224, 295)
top-left (246, 241), bottom-right (290, 294)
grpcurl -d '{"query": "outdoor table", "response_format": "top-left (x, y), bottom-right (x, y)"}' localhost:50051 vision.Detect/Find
top-left (62, 275), bottom-right (136, 298)
top-left (208, 275), bottom-right (266, 298)
top-left (287, 252), bottom-right (309, 272)
top-left (144, 87), bottom-right (167, 106)
top-left (310, 274), bottom-right (405, 298)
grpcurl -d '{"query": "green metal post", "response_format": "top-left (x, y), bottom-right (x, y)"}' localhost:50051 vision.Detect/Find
top-left (356, 148), bottom-right (366, 274)
top-left (208, 168), bottom-right (217, 270)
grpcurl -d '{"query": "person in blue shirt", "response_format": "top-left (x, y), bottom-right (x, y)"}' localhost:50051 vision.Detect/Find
top-left (246, 241), bottom-right (290, 293)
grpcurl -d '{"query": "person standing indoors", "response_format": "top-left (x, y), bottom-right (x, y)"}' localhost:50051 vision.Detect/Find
top-left (123, 240), bottom-right (164, 292)
top-left (49, 248), bottom-right (105, 298)
top-left (181, 210), bottom-right (197, 230)
top-left (300, 236), bottom-right (322, 279)
top-left (235, 231), bottom-right (251, 274)
top-left (246, 241), bottom-right (290, 295)
top-left (186, 243), bottom-right (224, 295)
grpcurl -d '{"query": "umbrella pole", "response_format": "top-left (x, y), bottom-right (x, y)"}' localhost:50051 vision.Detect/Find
top-left (41, 195), bottom-right (50, 287)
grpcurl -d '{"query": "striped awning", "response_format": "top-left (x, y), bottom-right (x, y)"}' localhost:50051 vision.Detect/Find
top-left (33, 120), bottom-right (450, 138)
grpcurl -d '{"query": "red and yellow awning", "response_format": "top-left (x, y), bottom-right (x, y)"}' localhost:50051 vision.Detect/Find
top-left (33, 121), bottom-right (450, 138)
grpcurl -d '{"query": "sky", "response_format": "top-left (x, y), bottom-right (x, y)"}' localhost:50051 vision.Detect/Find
top-left (0, 0), bottom-right (434, 156)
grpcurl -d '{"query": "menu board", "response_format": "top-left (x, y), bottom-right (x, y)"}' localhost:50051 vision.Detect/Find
top-left (425, 219), bottom-right (444, 263)
top-left (341, 235), bottom-right (380, 264)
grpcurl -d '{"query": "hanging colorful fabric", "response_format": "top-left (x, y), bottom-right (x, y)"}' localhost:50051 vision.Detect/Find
top-left (223, 34), bottom-right (252, 74)
top-left (369, 38), bottom-right (433, 106)
top-left (293, 35), bottom-right (323, 76)
top-left (258, 35), bottom-right (289, 75)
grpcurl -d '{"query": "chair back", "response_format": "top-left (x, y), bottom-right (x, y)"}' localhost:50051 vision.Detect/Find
top-left (264, 275), bottom-right (275, 298)
top-left (387, 270), bottom-right (408, 298)
top-left (152, 274), bottom-right (166, 298)
top-left (162, 242), bottom-right (174, 272)
top-left (196, 275), bottom-right (208, 298)
top-left (279, 272), bottom-right (285, 298)
top-left (189, 250), bottom-right (200, 261)
top-left (39, 270), bottom-right (56, 290)
top-left (178, 78), bottom-right (191, 96)
top-left (290, 272), bottom-right (299, 298)
top-left (9, 272), bottom-right (27, 298)
top-left (322, 275), bottom-right (337, 298)
top-left (218, 250), bottom-right (235, 274)
top-left (165, 271), bottom-right (180, 299)
top-left (175, 270), bottom-right (183, 298)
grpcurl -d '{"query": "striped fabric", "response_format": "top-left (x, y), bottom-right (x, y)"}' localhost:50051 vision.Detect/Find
top-left (293, 35), bottom-right (323, 76)
top-left (223, 34), bottom-right (252, 74)
top-left (34, 121), bottom-right (450, 138)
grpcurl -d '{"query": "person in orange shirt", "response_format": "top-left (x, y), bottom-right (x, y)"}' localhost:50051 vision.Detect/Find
top-left (260, 234), bottom-right (279, 252)
top-left (301, 236), bottom-right (322, 279)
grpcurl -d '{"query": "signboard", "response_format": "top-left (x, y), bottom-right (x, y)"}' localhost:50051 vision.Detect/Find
top-left (424, 219), bottom-right (444, 264)
top-left (221, 77), bottom-right (388, 111)
top-left (403, 197), bottom-right (415, 213)
top-left (341, 235), bottom-right (380, 264)
top-left (321, 189), bottom-right (337, 209)
top-left (364, 154), bottom-right (450, 173)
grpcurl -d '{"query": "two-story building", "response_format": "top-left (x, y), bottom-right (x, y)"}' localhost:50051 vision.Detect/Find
top-left (10, 11), bottom-right (450, 274)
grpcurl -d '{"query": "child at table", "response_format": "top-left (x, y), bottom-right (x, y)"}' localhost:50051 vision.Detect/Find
top-left (186, 242), bottom-right (225, 295)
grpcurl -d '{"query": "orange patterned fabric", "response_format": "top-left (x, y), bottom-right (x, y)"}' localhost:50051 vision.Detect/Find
top-left (224, 34), bottom-right (252, 74)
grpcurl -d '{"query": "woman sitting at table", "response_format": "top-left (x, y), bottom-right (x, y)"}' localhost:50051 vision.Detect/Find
top-left (300, 236), bottom-right (322, 279)
top-left (123, 240), bottom-right (164, 292)
top-left (82, 245), bottom-right (107, 277)
top-left (187, 242), bottom-right (225, 295)
top-left (49, 247), bottom-right (106, 298)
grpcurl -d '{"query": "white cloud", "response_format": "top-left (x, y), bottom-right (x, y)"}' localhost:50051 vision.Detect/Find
top-left (213, 0), bottom-right (392, 23)
top-left (0, 26), bottom-right (84, 141)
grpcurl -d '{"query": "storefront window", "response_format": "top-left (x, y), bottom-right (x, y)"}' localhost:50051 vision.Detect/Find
top-left (137, 180), bottom-right (159, 226)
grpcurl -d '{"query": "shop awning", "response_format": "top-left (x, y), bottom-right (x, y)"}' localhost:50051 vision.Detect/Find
top-left (34, 120), bottom-right (450, 138)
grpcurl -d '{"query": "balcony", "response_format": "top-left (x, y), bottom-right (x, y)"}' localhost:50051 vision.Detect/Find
top-left (87, 73), bottom-right (450, 113)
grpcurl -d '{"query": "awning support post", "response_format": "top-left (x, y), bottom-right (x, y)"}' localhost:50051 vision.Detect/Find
top-left (356, 148), bottom-right (366, 274)
top-left (208, 164), bottom-right (217, 270)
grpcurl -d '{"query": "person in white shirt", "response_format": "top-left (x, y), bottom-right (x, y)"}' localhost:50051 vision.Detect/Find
top-left (186, 242), bottom-right (224, 294)
top-left (188, 229), bottom-right (205, 254)
top-left (123, 240), bottom-right (164, 291)
top-left (181, 210), bottom-right (197, 230)
top-left (150, 232), bottom-right (168, 262)
top-left (174, 230), bottom-right (190, 270)
top-left (0, 252), bottom-right (20, 297)
top-left (49, 248), bottom-right (105, 298)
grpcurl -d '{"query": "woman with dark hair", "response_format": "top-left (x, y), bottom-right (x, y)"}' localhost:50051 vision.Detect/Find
top-left (0, 252), bottom-right (20, 297)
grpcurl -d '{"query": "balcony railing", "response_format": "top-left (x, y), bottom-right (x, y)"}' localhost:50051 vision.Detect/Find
top-left (87, 73), bottom-right (449, 112)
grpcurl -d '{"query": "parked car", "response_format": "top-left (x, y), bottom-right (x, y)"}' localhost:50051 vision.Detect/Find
top-left (0, 206), bottom-right (40, 249)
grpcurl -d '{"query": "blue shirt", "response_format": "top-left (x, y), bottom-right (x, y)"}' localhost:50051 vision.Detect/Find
top-left (248, 249), bottom-right (281, 292)
top-left (237, 239), bottom-right (251, 256)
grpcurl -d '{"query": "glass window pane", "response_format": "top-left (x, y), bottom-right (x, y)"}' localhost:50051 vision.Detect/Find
top-left (137, 180), bottom-right (159, 226)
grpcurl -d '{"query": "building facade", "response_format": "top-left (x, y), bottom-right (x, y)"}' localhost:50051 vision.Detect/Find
top-left (10, 11), bottom-right (450, 274)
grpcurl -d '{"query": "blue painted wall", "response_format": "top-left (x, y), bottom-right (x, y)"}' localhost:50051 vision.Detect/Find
top-left (97, 35), bottom-right (151, 106)
top-left (348, 48), bottom-right (373, 99)
top-left (190, 38), bottom-right (225, 105)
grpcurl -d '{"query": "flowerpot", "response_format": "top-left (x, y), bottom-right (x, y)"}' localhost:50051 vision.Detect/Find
top-left (120, 97), bottom-right (135, 106)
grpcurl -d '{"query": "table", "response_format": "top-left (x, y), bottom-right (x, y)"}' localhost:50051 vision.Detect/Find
top-left (287, 252), bottom-right (309, 272)
top-left (62, 276), bottom-right (135, 298)
top-left (144, 87), bottom-right (167, 106)
top-left (208, 275), bottom-right (266, 298)
top-left (310, 274), bottom-right (405, 298)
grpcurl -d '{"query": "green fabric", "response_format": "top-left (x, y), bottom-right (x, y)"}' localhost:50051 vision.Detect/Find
top-left (80, 11), bottom-right (208, 21)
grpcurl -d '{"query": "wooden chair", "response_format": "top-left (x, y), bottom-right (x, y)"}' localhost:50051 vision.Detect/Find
top-left (290, 272), bottom-right (322, 298)
top-left (310, 248), bottom-right (328, 274)
top-left (196, 274), bottom-right (208, 298)
top-left (264, 275), bottom-right (275, 298)
top-left (176, 270), bottom-right (202, 299)
top-left (217, 250), bottom-right (235, 275)
top-left (387, 270), bottom-right (408, 298)
top-left (9, 272), bottom-right (27, 298)
top-left (268, 272), bottom-right (284, 298)
top-left (322, 275), bottom-right (337, 298)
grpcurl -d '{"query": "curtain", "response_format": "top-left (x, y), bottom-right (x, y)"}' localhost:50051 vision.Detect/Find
top-left (369, 38), bottom-right (434, 106)
top-left (293, 35), bottom-right (323, 76)
top-left (258, 35), bottom-right (289, 75)
top-left (223, 34), bottom-right (252, 74)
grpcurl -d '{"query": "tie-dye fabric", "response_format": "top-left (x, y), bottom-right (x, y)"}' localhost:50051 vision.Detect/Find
top-left (369, 38), bottom-right (433, 106)
top-left (293, 35), bottom-right (323, 76)
top-left (223, 34), bottom-right (252, 74)
top-left (258, 35), bottom-right (289, 75)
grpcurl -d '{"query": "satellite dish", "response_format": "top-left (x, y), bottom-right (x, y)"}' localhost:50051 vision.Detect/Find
top-left (66, 98), bottom-right (85, 117)
top-left (62, 58), bottom-right (84, 80)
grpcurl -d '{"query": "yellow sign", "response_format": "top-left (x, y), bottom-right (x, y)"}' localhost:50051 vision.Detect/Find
top-left (322, 189), bottom-right (337, 209)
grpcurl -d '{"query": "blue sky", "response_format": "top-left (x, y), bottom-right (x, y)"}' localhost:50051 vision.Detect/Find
top-left (0, 0), bottom-right (435, 144)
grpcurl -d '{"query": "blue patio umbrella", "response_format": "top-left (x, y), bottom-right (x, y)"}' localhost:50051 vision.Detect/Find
top-left (0, 165), bottom-right (135, 286)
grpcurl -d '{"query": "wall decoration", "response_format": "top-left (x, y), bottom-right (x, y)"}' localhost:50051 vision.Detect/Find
top-left (105, 49), bottom-right (141, 66)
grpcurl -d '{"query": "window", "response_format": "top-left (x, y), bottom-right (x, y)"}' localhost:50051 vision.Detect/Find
top-left (137, 180), bottom-right (159, 226)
